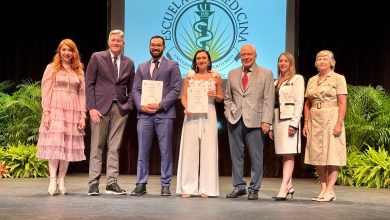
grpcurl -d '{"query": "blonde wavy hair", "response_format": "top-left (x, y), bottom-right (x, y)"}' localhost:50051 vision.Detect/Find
top-left (51, 39), bottom-right (84, 89)
top-left (277, 52), bottom-right (296, 84)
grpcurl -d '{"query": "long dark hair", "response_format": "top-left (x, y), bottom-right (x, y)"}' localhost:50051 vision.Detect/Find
top-left (191, 49), bottom-right (212, 73)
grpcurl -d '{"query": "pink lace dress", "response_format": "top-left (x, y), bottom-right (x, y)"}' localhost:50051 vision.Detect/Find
top-left (36, 63), bottom-right (86, 161)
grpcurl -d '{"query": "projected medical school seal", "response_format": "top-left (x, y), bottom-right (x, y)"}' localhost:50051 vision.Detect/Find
top-left (161, 0), bottom-right (249, 77)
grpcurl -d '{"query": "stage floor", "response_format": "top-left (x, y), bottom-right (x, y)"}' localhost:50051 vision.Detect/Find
top-left (1, 174), bottom-right (389, 220)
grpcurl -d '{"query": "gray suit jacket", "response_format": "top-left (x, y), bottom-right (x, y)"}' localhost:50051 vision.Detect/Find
top-left (224, 64), bottom-right (275, 128)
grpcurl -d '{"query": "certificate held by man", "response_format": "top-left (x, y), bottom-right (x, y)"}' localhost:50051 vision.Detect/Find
top-left (188, 80), bottom-right (209, 113)
top-left (141, 80), bottom-right (163, 105)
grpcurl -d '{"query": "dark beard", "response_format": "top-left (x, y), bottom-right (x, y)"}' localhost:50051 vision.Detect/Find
top-left (150, 50), bottom-right (163, 59)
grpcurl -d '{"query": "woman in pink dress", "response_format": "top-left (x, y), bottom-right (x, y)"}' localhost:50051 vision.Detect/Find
top-left (36, 39), bottom-right (86, 195)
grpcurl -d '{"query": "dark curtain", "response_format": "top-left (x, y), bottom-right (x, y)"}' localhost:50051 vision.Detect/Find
top-left (297, 0), bottom-right (389, 90)
top-left (0, 0), bottom-right (108, 84)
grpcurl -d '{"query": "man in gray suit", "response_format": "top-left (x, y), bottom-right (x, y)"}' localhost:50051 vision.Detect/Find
top-left (224, 44), bottom-right (274, 200)
top-left (85, 29), bottom-right (135, 196)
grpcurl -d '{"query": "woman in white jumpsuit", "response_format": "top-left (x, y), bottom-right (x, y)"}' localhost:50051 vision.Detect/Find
top-left (176, 49), bottom-right (223, 198)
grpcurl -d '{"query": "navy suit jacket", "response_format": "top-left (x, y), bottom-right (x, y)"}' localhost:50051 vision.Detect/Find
top-left (132, 57), bottom-right (182, 119)
top-left (85, 50), bottom-right (135, 116)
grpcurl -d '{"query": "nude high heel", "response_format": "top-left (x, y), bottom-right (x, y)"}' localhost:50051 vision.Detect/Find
top-left (48, 177), bottom-right (58, 196)
top-left (312, 191), bottom-right (325, 201)
top-left (317, 192), bottom-right (336, 202)
top-left (57, 177), bottom-right (66, 195)
top-left (311, 196), bottom-right (320, 201)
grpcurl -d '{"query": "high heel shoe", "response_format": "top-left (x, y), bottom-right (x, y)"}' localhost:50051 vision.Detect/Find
top-left (48, 177), bottom-right (58, 196)
top-left (287, 187), bottom-right (295, 199)
top-left (311, 196), bottom-right (320, 201)
top-left (317, 192), bottom-right (336, 202)
top-left (274, 193), bottom-right (288, 201)
top-left (57, 177), bottom-right (66, 195)
top-left (274, 187), bottom-right (294, 201)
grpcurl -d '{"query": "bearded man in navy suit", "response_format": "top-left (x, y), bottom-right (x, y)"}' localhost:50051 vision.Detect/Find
top-left (131, 35), bottom-right (182, 196)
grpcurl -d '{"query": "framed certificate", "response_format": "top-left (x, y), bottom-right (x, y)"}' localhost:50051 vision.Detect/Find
top-left (141, 80), bottom-right (163, 105)
top-left (187, 80), bottom-right (209, 113)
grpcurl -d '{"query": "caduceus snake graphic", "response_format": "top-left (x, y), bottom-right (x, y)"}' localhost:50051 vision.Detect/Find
top-left (194, 0), bottom-right (214, 50)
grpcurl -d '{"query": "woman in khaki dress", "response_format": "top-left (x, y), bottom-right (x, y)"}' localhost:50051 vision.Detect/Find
top-left (302, 50), bottom-right (347, 202)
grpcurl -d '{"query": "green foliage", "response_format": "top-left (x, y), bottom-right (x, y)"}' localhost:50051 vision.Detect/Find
top-left (0, 81), bottom-right (14, 146)
top-left (338, 146), bottom-right (364, 186)
top-left (339, 145), bottom-right (390, 188)
top-left (345, 85), bottom-right (390, 151)
top-left (0, 80), bottom-right (42, 146)
top-left (0, 143), bottom-right (48, 178)
top-left (353, 146), bottom-right (390, 188)
top-left (0, 80), bottom-right (49, 178)
top-left (0, 80), bottom-right (14, 92)
top-left (337, 85), bottom-right (390, 188)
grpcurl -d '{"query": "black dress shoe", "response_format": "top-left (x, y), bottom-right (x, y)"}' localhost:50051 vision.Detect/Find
top-left (226, 188), bottom-right (247, 198)
top-left (248, 191), bottom-right (258, 200)
top-left (161, 185), bottom-right (171, 196)
top-left (130, 183), bottom-right (146, 196)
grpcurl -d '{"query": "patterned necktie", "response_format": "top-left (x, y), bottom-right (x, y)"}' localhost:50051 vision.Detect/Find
top-left (113, 56), bottom-right (119, 80)
top-left (242, 68), bottom-right (249, 90)
top-left (152, 60), bottom-right (160, 77)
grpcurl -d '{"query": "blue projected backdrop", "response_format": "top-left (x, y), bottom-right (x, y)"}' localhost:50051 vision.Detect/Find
top-left (124, 0), bottom-right (286, 79)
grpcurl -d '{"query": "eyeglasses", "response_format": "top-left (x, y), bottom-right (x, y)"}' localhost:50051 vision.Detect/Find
top-left (150, 43), bottom-right (164, 48)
